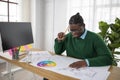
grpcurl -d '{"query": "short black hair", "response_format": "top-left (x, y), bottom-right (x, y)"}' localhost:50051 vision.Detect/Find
top-left (69, 12), bottom-right (84, 25)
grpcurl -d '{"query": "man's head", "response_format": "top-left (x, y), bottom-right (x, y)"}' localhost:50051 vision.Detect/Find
top-left (69, 13), bottom-right (85, 38)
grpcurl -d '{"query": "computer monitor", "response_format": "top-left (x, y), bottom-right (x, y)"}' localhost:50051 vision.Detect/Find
top-left (0, 22), bottom-right (34, 52)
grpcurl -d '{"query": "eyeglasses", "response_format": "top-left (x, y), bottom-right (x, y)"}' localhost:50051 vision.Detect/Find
top-left (69, 24), bottom-right (84, 33)
top-left (70, 29), bottom-right (80, 33)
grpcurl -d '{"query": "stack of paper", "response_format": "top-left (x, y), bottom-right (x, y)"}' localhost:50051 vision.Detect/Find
top-left (20, 51), bottom-right (52, 63)
top-left (19, 51), bottom-right (110, 80)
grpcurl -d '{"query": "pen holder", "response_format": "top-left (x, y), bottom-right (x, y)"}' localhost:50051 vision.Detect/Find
top-left (12, 49), bottom-right (19, 60)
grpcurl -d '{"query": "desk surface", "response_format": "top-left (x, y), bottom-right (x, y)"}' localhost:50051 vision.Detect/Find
top-left (0, 52), bottom-right (120, 80)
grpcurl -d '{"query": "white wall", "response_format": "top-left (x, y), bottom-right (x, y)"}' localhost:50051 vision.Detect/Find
top-left (43, 0), bottom-right (54, 51)
top-left (21, 0), bottom-right (31, 22)
top-left (54, 0), bottom-right (68, 38)
top-left (31, 0), bottom-right (45, 50)
top-left (31, 0), bottom-right (68, 52)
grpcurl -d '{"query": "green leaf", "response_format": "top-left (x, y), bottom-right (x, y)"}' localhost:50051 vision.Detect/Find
top-left (113, 52), bottom-right (120, 55)
top-left (117, 28), bottom-right (120, 33)
top-left (110, 23), bottom-right (120, 32)
top-left (109, 43), bottom-right (120, 48)
top-left (108, 34), bottom-right (114, 42)
top-left (98, 32), bottom-right (105, 39)
top-left (110, 24), bottom-right (117, 31)
top-left (99, 21), bottom-right (109, 34)
top-left (112, 31), bottom-right (120, 39)
top-left (115, 17), bottom-right (120, 24)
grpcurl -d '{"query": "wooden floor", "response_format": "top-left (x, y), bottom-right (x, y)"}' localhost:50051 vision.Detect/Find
top-left (0, 62), bottom-right (43, 80)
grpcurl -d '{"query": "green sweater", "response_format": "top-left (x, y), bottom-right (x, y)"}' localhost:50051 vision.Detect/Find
top-left (54, 31), bottom-right (112, 66)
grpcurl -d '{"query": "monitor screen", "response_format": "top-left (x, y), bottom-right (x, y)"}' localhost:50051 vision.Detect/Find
top-left (0, 22), bottom-right (34, 51)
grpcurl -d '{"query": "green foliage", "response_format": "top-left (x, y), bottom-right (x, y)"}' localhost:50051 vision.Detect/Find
top-left (98, 17), bottom-right (120, 66)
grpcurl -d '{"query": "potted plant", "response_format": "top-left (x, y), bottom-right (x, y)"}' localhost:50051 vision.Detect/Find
top-left (98, 17), bottom-right (120, 66)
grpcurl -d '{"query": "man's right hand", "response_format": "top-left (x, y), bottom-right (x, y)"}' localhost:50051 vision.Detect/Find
top-left (57, 32), bottom-right (65, 41)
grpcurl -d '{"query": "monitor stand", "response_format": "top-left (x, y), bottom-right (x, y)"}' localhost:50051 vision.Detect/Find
top-left (0, 35), bottom-right (4, 63)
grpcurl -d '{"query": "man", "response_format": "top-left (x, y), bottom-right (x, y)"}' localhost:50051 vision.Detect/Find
top-left (54, 13), bottom-right (113, 69)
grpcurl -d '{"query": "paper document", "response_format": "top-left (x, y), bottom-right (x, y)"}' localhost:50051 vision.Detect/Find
top-left (20, 51), bottom-right (110, 80)
top-left (0, 51), bottom-right (12, 60)
top-left (36, 55), bottom-right (110, 80)
top-left (20, 51), bottom-right (52, 64)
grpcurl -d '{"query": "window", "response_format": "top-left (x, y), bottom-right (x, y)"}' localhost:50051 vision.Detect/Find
top-left (0, 0), bottom-right (21, 22)
top-left (67, 0), bottom-right (120, 32)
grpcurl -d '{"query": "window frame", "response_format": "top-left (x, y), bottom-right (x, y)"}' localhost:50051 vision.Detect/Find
top-left (0, 0), bottom-right (18, 22)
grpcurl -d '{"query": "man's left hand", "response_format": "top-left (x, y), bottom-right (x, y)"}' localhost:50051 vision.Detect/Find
top-left (69, 60), bottom-right (87, 69)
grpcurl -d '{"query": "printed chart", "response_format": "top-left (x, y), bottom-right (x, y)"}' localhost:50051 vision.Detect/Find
top-left (37, 60), bottom-right (56, 67)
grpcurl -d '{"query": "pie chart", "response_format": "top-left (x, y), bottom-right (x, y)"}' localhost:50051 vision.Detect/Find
top-left (37, 60), bottom-right (56, 67)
